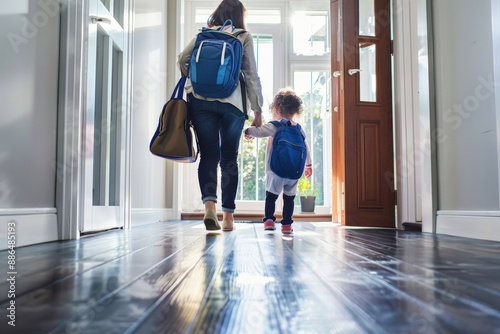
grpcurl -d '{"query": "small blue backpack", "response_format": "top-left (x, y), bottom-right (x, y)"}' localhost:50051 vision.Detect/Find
top-left (269, 119), bottom-right (307, 180)
top-left (189, 20), bottom-right (245, 98)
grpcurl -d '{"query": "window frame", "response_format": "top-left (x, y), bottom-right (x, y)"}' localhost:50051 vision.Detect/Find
top-left (181, 0), bottom-right (332, 214)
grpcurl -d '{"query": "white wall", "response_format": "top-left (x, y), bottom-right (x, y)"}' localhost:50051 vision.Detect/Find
top-left (433, 0), bottom-right (499, 211)
top-left (0, 0), bottom-right (60, 249)
top-left (0, 1), bottom-right (59, 209)
top-left (130, 0), bottom-right (177, 226)
top-left (431, 0), bottom-right (500, 241)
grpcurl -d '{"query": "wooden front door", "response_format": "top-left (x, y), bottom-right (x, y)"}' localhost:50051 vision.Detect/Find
top-left (331, 0), bottom-right (395, 227)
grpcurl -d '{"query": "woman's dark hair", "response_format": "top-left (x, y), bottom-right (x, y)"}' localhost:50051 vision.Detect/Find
top-left (207, 0), bottom-right (247, 30)
top-left (271, 88), bottom-right (303, 118)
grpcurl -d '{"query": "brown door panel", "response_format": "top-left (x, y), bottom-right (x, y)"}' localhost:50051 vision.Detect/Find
top-left (331, 0), bottom-right (395, 227)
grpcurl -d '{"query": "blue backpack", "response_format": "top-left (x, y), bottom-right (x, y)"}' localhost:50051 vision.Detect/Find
top-left (189, 20), bottom-right (245, 98)
top-left (269, 119), bottom-right (307, 180)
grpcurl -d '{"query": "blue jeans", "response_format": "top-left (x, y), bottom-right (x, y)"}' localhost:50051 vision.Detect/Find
top-left (189, 94), bottom-right (245, 213)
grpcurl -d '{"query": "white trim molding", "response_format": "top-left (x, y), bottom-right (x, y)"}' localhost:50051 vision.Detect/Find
top-left (492, 0), bottom-right (500, 210)
top-left (0, 208), bottom-right (57, 216)
top-left (418, 0), bottom-right (438, 233)
top-left (131, 208), bottom-right (177, 227)
top-left (393, 0), bottom-right (421, 229)
top-left (56, 0), bottom-right (88, 241)
top-left (437, 211), bottom-right (500, 241)
top-left (0, 211), bottom-right (58, 250)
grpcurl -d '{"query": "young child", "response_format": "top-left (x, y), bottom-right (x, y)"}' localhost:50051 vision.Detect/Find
top-left (244, 88), bottom-right (312, 234)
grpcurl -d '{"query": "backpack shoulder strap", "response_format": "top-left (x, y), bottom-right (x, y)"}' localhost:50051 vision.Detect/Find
top-left (294, 122), bottom-right (305, 139)
top-left (280, 119), bottom-right (292, 127)
top-left (232, 30), bottom-right (247, 37)
top-left (270, 120), bottom-right (283, 128)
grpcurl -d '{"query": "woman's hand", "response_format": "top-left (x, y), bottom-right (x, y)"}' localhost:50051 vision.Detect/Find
top-left (251, 111), bottom-right (262, 127)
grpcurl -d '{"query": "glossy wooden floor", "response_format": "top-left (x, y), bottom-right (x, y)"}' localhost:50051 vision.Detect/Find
top-left (1, 221), bottom-right (500, 333)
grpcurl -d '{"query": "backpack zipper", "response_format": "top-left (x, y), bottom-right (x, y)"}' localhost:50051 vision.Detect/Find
top-left (278, 139), bottom-right (306, 149)
top-left (296, 152), bottom-right (304, 174)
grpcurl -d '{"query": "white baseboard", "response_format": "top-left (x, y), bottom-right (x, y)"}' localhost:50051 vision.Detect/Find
top-left (436, 211), bottom-right (500, 242)
top-left (0, 209), bottom-right (59, 250)
top-left (131, 208), bottom-right (178, 227)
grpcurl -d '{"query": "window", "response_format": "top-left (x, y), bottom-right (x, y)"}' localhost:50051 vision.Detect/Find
top-left (293, 71), bottom-right (331, 206)
top-left (184, 2), bottom-right (331, 212)
top-left (291, 10), bottom-right (330, 55)
top-left (236, 34), bottom-right (274, 201)
top-left (195, 8), bottom-right (281, 25)
top-left (235, 3), bottom-right (331, 209)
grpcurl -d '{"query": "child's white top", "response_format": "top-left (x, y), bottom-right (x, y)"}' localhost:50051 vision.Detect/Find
top-left (245, 119), bottom-right (312, 174)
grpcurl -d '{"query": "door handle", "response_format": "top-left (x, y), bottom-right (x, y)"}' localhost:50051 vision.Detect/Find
top-left (348, 69), bottom-right (362, 76)
top-left (333, 71), bottom-right (341, 78)
top-left (90, 16), bottom-right (111, 24)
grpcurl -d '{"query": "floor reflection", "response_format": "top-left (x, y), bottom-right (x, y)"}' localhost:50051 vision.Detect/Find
top-left (1, 221), bottom-right (500, 333)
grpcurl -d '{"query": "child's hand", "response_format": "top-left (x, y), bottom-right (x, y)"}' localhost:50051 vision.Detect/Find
top-left (304, 167), bottom-right (312, 179)
top-left (243, 128), bottom-right (253, 140)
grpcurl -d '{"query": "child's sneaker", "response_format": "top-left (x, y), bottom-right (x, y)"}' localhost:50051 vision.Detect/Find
top-left (264, 219), bottom-right (276, 231)
top-left (281, 224), bottom-right (293, 234)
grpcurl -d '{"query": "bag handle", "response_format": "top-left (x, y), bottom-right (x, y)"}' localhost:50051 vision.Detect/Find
top-left (171, 76), bottom-right (187, 100)
top-left (239, 73), bottom-right (248, 119)
top-left (160, 76), bottom-right (187, 132)
top-left (219, 19), bottom-right (234, 32)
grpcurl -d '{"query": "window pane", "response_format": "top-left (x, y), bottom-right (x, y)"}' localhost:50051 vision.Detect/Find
top-left (195, 9), bottom-right (212, 24)
top-left (359, 43), bottom-right (377, 102)
top-left (195, 8), bottom-right (280, 25)
top-left (292, 11), bottom-right (329, 55)
top-left (293, 71), bottom-right (330, 206)
top-left (359, 0), bottom-right (375, 36)
top-left (109, 45), bottom-right (123, 206)
top-left (236, 35), bottom-right (274, 201)
top-left (100, 0), bottom-right (111, 12)
top-left (113, 0), bottom-right (124, 27)
top-left (247, 10), bottom-right (281, 24)
top-left (239, 139), bottom-right (257, 201)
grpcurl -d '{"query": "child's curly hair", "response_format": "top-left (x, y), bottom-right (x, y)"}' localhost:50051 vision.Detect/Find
top-left (270, 88), bottom-right (303, 118)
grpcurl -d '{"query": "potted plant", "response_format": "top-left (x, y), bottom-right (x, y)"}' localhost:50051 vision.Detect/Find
top-left (297, 176), bottom-right (318, 213)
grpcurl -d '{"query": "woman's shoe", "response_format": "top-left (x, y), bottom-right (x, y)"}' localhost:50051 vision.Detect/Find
top-left (222, 220), bottom-right (235, 231)
top-left (203, 209), bottom-right (221, 230)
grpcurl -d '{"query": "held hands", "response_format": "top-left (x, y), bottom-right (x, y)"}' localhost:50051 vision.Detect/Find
top-left (244, 111), bottom-right (263, 140)
top-left (244, 128), bottom-right (252, 140)
top-left (251, 111), bottom-right (262, 127)
top-left (304, 167), bottom-right (313, 179)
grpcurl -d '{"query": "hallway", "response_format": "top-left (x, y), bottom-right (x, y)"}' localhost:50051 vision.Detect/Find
top-left (1, 221), bottom-right (500, 333)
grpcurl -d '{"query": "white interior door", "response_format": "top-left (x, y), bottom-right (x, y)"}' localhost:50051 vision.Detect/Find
top-left (82, 0), bottom-right (129, 232)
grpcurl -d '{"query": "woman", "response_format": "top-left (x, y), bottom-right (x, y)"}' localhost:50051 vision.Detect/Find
top-left (177, 0), bottom-right (263, 231)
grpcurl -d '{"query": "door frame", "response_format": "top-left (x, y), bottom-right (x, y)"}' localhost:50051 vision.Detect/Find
top-left (57, 0), bottom-right (134, 240)
top-left (331, 0), bottom-right (436, 230)
top-left (392, 0), bottom-right (437, 233)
